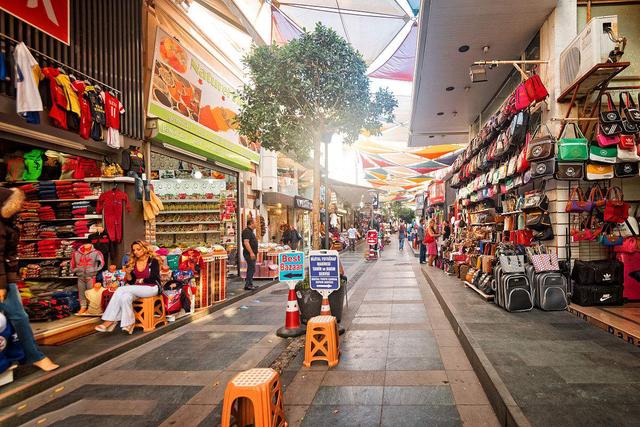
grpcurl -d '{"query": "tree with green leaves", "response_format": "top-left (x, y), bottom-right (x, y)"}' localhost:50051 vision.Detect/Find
top-left (236, 23), bottom-right (397, 249)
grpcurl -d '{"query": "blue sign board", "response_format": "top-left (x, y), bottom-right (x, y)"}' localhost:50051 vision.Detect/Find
top-left (309, 250), bottom-right (340, 291)
top-left (278, 251), bottom-right (305, 281)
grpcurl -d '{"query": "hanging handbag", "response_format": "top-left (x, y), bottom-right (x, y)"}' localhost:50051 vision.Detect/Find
top-left (524, 73), bottom-right (549, 102)
top-left (589, 144), bottom-right (617, 163)
top-left (619, 206), bottom-right (640, 239)
top-left (566, 187), bottom-right (593, 213)
top-left (530, 159), bottom-right (555, 179)
top-left (510, 110), bottom-right (529, 147)
top-left (526, 210), bottom-right (552, 231)
top-left (616, 145), bottom-right (640, 162)
top-left (522, 181), bottom-right (549, 212)
top-left (557, 123), bottom-right (588, 161)
top-left (507, 155), bottom-right (517, 177)
top-left (600, 92), bottom-right (622, 125)
top-left (596, 125), bottom-right (620, 147)
top-left (588, 184), bottom-right (606, 208)
top-left (555, 162), bottom-right (584, 180)
top-left (517, 133), bottom-right (531, 173)
top-left (614, 162), bottom-right (639, 178)
top-left (586, 163), bottom-right (614, 181)
top-left (499, 255), bottom-right (526, 273)
top-left (515, 229), bottom-right (533, 246)
top-left (604, 186), bottom-right (630, 224)
top-left (526, 124), bottom-right (555, 161)
top-left (599, 224), bottom-right (624, 247)
top-left (515, 83), bottom-right (532, 111)
top-left (533, 227), bottom-right (555, 242)
top-left (620, 91), bottom-right (640, 125)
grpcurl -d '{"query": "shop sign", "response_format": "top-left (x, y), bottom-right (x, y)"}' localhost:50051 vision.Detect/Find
top-left (309, 250), bottom-right (340, 291)
top-left (148, 27), bottom-right (259, 165)
top-left (367, 230), bottom-right (378, 245)
top-left (294, 196), bottom-right (313, 211)
top-left (1, 0), bottom-right (70, 45)
top-left (151, 178), bottom-right (226, 196)
top-left (428, 180), bottom-right (445, 205)
top-left (278, 251), bottom-right (304, 281)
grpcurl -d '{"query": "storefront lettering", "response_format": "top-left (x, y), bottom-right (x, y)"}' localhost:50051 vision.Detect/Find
top-left (190, 59), bottom-right (241, 104)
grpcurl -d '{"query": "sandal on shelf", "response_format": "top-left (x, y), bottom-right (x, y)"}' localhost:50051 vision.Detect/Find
top-left (95, 323), bottom-right (116, 333)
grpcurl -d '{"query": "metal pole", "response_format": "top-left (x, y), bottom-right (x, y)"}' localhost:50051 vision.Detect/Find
top-left (324, 139), bottom-right (330, 250)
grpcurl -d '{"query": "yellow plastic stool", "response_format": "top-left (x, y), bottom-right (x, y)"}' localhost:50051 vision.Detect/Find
top-left (221, 368), bottom-right (287, 427)
top-left (304, 315), bottom-right (340, 368)
top-left (133, 295), bottom-right (167, 332)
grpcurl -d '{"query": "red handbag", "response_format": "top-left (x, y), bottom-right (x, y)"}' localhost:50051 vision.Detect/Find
top-left (588, 185), bottom-right (606, 209)
top-left (604, 186), bottom-right (630, 224)
top-left (596, 125), bottom-right (620, 147)
top-left (517, 134), bottom-right (531, 173)
top-left (514, 84), bottom-right (532, 111)
top-left (524, 74), bottom-right (549, 102)
top-left (620, 133), bottom-right (636, 150)
top-left (515, 229), bottom-right (533, 246)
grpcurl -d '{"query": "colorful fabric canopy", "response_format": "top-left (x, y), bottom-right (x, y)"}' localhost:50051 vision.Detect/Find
top-left (369, 24), bottom-right (417, 81)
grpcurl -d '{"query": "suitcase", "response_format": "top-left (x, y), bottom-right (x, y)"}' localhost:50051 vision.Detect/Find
top-left (533, 271), bottom-right (568, 311)
top-left (571, 284), bottom-right (623, 306)
top-left (498, 273), bottom-right (533, 312)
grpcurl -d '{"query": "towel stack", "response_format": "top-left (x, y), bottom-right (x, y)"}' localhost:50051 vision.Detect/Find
top-left (54, 181), bottom-right (75, 199)
top-left (37, 240), bottom-right (61, 258)
top-left (74, 220), bottom-right (90, 236)
top-left (38, 205), bottom-right (56, 221)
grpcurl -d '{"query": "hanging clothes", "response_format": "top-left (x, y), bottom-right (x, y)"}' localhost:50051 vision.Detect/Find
top-left (12, 42), bottom-right (43, 114)
top-left (96, 188), bottom-right (131, 243)
top-left (54, 72), bottom-right (81, 131)
top-left (71, 80), bottom-right (92, 140)
top-left (41, 67), bottom-right (68, 129)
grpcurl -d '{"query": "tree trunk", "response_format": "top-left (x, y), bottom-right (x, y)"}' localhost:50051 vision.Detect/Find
top-left (312, 137), bottom-right (321, 250)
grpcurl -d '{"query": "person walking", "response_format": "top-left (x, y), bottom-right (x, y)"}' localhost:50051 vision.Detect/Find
top-left (289, 226), bottom-right (302, 250)
top-left (426, 218), bottom-right (441, 267)
top-left (242, 218), bottom-right (259, 291)
top-left (0, 188), bottom-right (59, 371)
top-left (417, 218), bottom-right (426, 264)
top-left (347, 224), bottom-right (358, 252)
top-left (398, 221), bottom-right (406, 250)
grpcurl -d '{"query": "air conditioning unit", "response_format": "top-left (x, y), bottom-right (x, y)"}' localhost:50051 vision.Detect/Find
top-left (560, 16), bottom-right (618, 94)
top-left (260, 149), bottom-right (278, 192)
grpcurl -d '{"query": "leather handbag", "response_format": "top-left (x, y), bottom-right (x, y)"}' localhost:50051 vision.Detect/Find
top-left (614, 162), bottom-right (639, 178)
top-left (557, 123), bottom-right (588, 161)
top-left (526, 210), bottom-right (552, 231)
top-left (530, 159), bottom-right (555, 179)
top-left (533, 227), bottom-right (555, 241)
top-left (507, 155), bottom-right (517, 177)
top-left (515, 229), bottom-right (533, 246)
top-left (599, 224), bottom-right (623, 247)
top-left (586, 163), bottom-right (614, 180)
top-left (588, 184), bottom-right (606, 208)
top-left (589, 144), bottom-right (617, 163)
top-left (481, 255), bottom-right (494, 273)
top-left (510, 111), bottom-right (529, 146)
top-left (600, 93), bottom-right (622, 125)
top-left (604, 186), bottom-right (629, 224)
top-left (522, 181), bottom-right (549, 212)
top-left (566, 187), bottom-right (593, 213)
top-left (555, 162), bottom-right (584, 180)
top-left (499, 255), bottom-right (526, 273)
top-left (526, 124), bottom-right (555, 161)
top-left (620, 91), bottom-right (640, 125)
top-left (524, 73), bottom-right (549, 102)
top-left (517, 142), bottom-right (530, 173)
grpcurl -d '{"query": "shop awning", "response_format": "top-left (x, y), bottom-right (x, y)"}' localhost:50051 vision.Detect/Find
top-left (328, 178), bottom-right (377, 207)
top-left (148, 119), bottom-right (257, 171)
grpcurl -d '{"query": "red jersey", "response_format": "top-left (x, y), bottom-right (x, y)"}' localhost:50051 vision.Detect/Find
top-left (71, 80), bottom-right (92, 140)
top-left (102, 91), bottom-right (125, 130)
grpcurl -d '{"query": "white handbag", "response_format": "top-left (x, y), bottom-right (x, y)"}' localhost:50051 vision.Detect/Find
top-left (617, 146), bottom-right (640, 162)
top-left (499, 255), bottom-right (526, 273)
top-left (620, 205), bottom-right (640, 237)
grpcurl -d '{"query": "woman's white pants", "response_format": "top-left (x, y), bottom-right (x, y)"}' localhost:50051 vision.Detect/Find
top-left (101, 285), bottom-right (158, 328)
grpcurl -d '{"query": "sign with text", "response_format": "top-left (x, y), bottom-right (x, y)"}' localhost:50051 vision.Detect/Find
top-left (309, 250), bottom-right (340, 291)
top-left (1, 0), bottom-right (70, 45)
top-left (367, 230), bottom-right (378, 245)
top-left (294, 196), bottom-right (313, 211)
top-left (278, 251), bottom-right (304, 282)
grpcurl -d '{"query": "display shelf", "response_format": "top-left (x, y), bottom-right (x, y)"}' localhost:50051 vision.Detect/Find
top-left (471, 208), bottom-right (495, 214)
top-left (21, 276), bottom-right (78, 280)
top-left (557, 62), bottom-right (630, 103)
top-left (158, 210), bottom-right (221, 214)
top-left (463, 281), bottom-right (495, 301)
top-left (470, 223), bottom-right (496, 226)
top-left (500, 211), bottom-right (522, 216)
top-left (156, 230), bottom-right (222, 235)
top-left (1, 179), bottom-right (85, 185)
top-left (84, 177), bottom-right (135, 183)
top-left (36, 196), bottom-right (99, 203)
top-left (155, 221), bottom-right (221, 225)
top-left (17, 257), bottom-right (67, 260)
top-left (21, 236), bottom-right (89, 241)
top-left (18, 215), bottom-right (102, 222)
top-left (159, 199), bottom-right (220, 203)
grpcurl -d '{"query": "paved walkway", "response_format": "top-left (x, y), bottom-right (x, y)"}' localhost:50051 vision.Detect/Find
top-left (285, 241), bottom-right (499, 427)
top-left (0, 247), bottom-right (367, 427)
top-left (423, 263), bottom-right (640, 427)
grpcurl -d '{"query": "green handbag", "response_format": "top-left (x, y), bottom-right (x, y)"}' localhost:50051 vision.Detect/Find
top-left (589, 144), bottom-right (617, 164)
top-left (558, 123), bottom-right (588, 162)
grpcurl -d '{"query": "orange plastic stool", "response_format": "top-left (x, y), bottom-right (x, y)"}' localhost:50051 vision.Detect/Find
top-left (133, 295), bottom-right (167, 332)
top-left (304, 315), bottom-right (340, 368)
top-left (221, 368), bottom-right (287, 427)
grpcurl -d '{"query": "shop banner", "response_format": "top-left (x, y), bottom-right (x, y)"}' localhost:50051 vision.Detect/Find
top-left (1, 0), bottom-right (70, 45)
top-left (294, 196), bottom-right (313, 211)
top-left (278, 251), bottom-right (304, 281)
top-left (428, 180), bottom-right (445, 205)
top-left (148, 27), bottom-right (259, 165)
top-left (151, 178), bottom-right (226, 196)
top-left (309, 250), bottom-right (340, 291)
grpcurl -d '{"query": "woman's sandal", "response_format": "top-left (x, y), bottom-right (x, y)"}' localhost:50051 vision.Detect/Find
top-left (33, 357), bottom-right (59, 372)
top-left (95, 323), bottom-right (116, 333)
top-left (122, 325), bottom-right (135, 335)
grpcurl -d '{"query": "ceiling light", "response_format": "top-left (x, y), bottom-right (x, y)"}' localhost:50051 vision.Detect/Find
top-left (437, 112), bottom-right (444, 116)
top-left (458, 45), bottom-right (469, 53)
top-left (446, 86), bottom-right (455, 92)
top-left (428, 135), bottom-right (434, 139)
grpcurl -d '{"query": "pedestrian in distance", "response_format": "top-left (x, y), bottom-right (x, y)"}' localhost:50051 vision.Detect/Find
top-left (417, 218), bottom-right (427, 264)
top-left (242, 218), bottom-right (259, 291)
top-left (398, 221), bottom-right (406, 250)
top-left (426, 218), bottom-right (440, 267)
top-left (347, 224), bottom-right (359, 252)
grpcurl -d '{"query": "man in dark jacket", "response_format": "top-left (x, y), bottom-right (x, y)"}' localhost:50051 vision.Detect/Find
top-left (0, 188), bottom-right (58, 371)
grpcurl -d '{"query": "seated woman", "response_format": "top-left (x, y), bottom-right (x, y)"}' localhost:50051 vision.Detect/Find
top-left (95, 241), bottom-right (161, 334)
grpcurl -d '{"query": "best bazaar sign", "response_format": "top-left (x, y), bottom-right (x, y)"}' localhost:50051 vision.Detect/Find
top-left (1, 0), bottom-right (70, 45)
